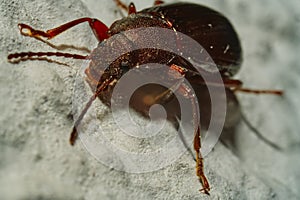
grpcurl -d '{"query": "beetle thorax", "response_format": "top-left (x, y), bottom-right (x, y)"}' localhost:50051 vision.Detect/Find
top-left (108, 13), bottom-right (170, 36)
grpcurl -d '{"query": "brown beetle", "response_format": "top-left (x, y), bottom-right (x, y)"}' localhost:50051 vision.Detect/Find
top-left (7, 0), bottom-right (283, 195)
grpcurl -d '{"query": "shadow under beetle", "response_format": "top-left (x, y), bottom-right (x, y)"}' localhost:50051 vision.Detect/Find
top-left (7, 0), bottom-right (283, 195)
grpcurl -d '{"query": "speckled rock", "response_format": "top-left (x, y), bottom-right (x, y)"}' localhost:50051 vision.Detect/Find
top-left (1, 0), bottom-right (300, 199)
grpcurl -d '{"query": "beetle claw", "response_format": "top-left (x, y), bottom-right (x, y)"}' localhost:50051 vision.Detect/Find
top-left (199, 188), bottom-right (210, 195)
top-left (18, 23), bottom-right (34, 37)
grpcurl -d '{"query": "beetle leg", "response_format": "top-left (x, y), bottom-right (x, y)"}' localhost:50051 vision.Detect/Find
top-left (191, 75), bottom-right (282, 95)
top-left (113, 0), bottom-right (129, 13)
top-left (221, 78), bottom-right (283, 95)
top-left (177, 82), bottom-right (210, 195)
top-left (154, 0), bottom-right (164, 5)
top-left (69, 77), bottom-right (114, 145)
top-left (141, 64), bottom-right (186, 106)
top-left (156, 63), bottom-right (211, 194)
top-left (7, 56), bottom-right (70, 66)
top-left (234, 87), bottom-right (283, 95)
top-left (152, 83), bottom-right (211, 195)
top-left (113, 0), bottom-right (136, 15)
top-left (8, 18), bottom-right (108, 62)
top-left (152, 79), bottom-right (183, 104)
top-left (194, 126), bottom-right (211, 195)
top-left (18, 18), bottom-right (109, 42)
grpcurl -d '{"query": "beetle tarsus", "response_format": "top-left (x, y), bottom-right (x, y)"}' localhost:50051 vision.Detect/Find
top-left (69, 127), bottom-right (77, 146)
top-left (194, 126), bottom-right (210, 195)
top-left (199, 187), bottom-right (210, 195)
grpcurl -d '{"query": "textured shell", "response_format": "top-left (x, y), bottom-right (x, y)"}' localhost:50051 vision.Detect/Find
top-left (142, 2), bottom-right (242, 76)
top-left (84, 2), bottom-right (241, 131)
top-left (107, 2), bottom-right (242, 76)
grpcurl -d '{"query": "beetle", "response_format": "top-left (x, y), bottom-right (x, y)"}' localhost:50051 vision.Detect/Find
top-left (7, 0), bottom-right (283, 195)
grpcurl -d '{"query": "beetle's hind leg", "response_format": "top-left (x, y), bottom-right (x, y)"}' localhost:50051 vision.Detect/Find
top-left (113, 0), bottom-right (129, 12)
top-left (113, 0), bottom-right (136, 15)
top-left (154, 0), bottom-right (165, 5)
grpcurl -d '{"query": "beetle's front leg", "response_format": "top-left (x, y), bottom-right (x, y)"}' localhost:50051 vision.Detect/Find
top-left (17, 18), bottom-right (109, 42)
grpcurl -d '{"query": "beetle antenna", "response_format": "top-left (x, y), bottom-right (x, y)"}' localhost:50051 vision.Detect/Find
top-left (8, 51), bottom-right (88, 62)
top-left (240, 111), bottom-right (283, 151)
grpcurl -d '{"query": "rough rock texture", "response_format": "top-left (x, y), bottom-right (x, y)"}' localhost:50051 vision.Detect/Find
top-left (1, 0), bottom-right (300, 199)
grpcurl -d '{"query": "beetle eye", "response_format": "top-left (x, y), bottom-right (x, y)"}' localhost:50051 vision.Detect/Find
top-left (121, 61), bottom-right (130, 74)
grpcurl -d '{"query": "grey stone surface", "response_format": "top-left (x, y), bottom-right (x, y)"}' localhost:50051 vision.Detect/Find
top-left (1, 0), bottom-right (300, 199)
